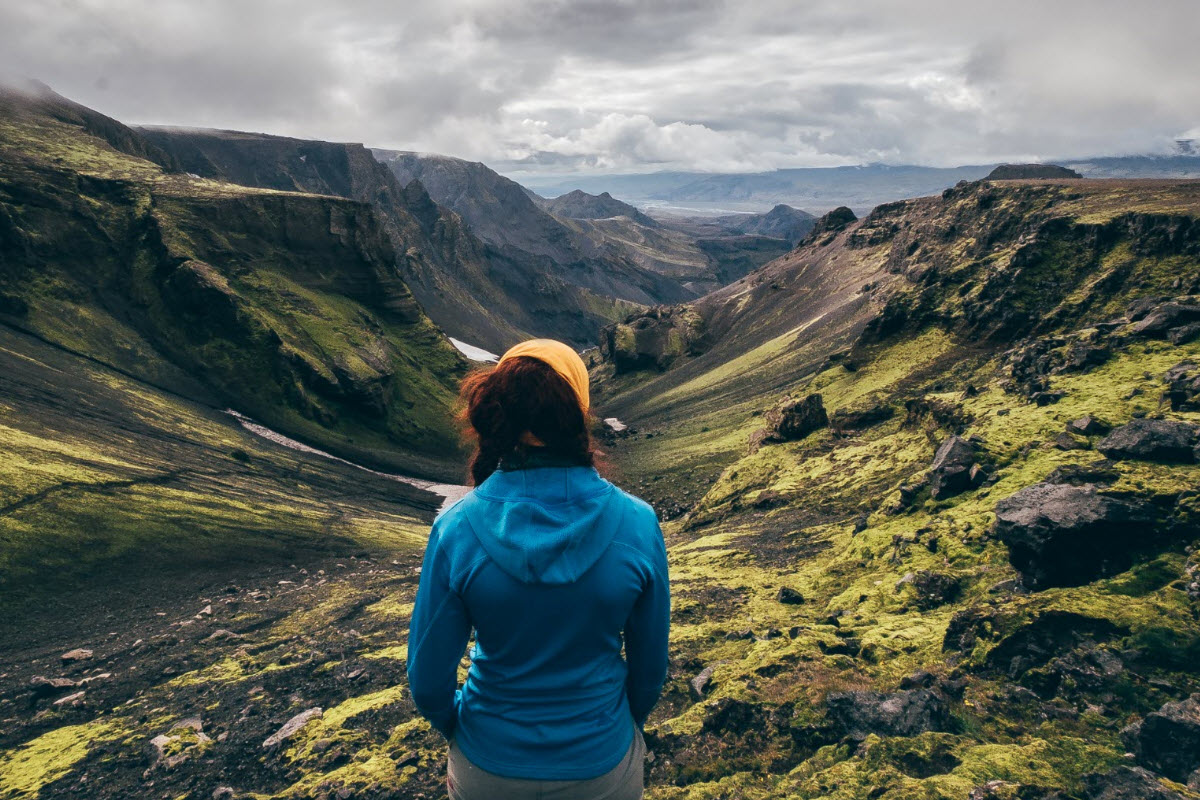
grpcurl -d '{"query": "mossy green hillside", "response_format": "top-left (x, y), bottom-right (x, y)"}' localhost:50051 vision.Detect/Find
top-left (0, 84), bottom-right (465, 481)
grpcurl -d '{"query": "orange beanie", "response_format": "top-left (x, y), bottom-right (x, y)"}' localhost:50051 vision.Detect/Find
top-left (498, 339), bottom-right (590, 413)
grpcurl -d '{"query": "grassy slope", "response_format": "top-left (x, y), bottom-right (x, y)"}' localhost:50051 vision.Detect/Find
top-left (593, 179), bottom-right (1200, 798)
top-left (0, 88), bottom-right (465, 481)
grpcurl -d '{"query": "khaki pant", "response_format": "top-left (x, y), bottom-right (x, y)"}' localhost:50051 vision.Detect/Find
top-left (447, 726), bottom-right (646, 800)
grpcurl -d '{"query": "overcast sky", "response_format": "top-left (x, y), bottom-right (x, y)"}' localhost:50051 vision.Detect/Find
top-left (3, 0), bottom-right (1199, 178)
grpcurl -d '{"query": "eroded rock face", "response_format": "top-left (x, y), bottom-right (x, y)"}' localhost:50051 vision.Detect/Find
top-left (1097, 419), bottom-right (1199, 463)
top-left (825, 689), bottom-right (952, 740)
top-left (1122, 694), bottom-right (1200, 783)
top-left (600, 305), bottom-right (705, 373)
top-left (993, 482), bottom-right (1158, 589)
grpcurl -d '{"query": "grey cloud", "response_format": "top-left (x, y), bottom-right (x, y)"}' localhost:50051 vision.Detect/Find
top-left (1, 0), bottom-right (1197, 174)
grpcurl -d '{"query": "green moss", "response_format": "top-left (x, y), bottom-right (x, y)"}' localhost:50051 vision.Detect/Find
top-left (0, 721), bottom-right (121, 799)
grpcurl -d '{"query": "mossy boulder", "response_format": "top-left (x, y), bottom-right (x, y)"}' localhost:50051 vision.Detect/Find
top-left (599, 305), bottom-right (705, 373)
top-left (994, 483), bottom-right (1159, 589)
top-left (1097, 419), bottom-right (1200, 463)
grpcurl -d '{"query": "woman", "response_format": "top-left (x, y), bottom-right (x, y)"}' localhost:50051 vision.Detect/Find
top-left (407, 339), bottom-right (671, 800)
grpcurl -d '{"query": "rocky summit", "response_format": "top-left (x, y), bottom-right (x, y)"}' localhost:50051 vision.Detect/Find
top-left (3, 82), bottom-right (1200, 800)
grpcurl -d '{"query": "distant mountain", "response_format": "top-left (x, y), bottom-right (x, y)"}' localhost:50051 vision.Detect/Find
top-left (660, 203), bottom-right (816, 244)
top-left (374, 150), bottom-right (757, 316)
top-left (518, 155), bottom-right (1200, 214)
top-left (539, 189), bottom-right (659, 227)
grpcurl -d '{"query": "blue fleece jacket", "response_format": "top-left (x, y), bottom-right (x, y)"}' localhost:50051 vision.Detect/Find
top-left (406, 463), bottom-right (671, 780)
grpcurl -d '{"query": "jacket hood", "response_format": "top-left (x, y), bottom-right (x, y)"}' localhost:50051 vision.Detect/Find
top-left (462, 466), bottom-right (622, 585)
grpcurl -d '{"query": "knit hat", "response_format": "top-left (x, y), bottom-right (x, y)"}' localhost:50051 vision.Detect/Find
top-left (498, 339), bottom-right (590, 412)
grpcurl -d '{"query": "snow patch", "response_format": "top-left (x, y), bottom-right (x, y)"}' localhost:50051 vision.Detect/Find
top-left (449, 337), bottom-right (499, 363)
top-left (225, 410), bottom-right (468, 511)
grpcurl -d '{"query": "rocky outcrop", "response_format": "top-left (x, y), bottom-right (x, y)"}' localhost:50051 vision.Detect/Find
top-left (1164, 362), bottom-right (1200, 412)
top-left (600, 306), bottom-right (706, 373)
top-left (1122, 694), bottom-right (1200, 783)
top-left (993, 482), bottom-right (1159, 588)
top-left (825, 689), bottom-right (952, 740)
top-left (985, 164), bottom-right (1082, 180)
top-left (1129, 299), bottom-right (1200, 338)
top-left (540, 190), bottom-right (659, 228)
top-left (804, 206), bottom-right (858, 244)
top-left (1096, 419), bottom-right (1199, 463)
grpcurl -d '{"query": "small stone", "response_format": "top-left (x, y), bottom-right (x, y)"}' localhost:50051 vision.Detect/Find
top-left (1097, 419), bottom-right (1199, 463)
top-left (263, 708), bottom-right (323, 748)
top-left (723, 629), bottom-right (754, 641)
top-left (1068, 415), bottom-right (1112, 436)
top-left (690, 666), bottom-right (716, 699)
top-left (196, 605), bottom-right (213, 618)
top-left (212, 788), bottom-right (235, 800)
top-left (60, 648), bottom-right (93, 663)
top-left (204, 629), bottom-right (244, 643)
top-left (53, 690), bottom-right (86, 707)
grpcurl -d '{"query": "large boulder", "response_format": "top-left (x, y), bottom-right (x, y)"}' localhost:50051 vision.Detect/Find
top-left (930, 435), bottom-right (985, 499)
top-left (750, 394), bottom-right (829, 452)
top-left (600, 305), bottom-right (705, 373)
top-left (766, 394), bottom-right (829, 440)
top-left (1097, 419), bottom-right (1199, 463)
top-left (993, 482), bottom-right (1158, 589)
top-left (1122, 694), bottom-right (1200, 783)
top-left (825, 689), bottom-right (952, 740)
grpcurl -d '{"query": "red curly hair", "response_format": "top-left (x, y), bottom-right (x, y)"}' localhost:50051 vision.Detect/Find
top-left (457, 356), bottom-right (599, 485)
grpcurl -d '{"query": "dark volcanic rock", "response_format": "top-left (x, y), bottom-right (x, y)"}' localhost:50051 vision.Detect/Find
top-left (1097, 419), bottom-right (1199, 463)
top-left (985, 164), bottom-right (1082, 180)
top-left (911, 571), bottom-right (962, 609)
top-left (1122, 694), bottom-right (1200, 783)
top-left (825, 689), bottom-right (952, 740)
top-left (993, 482), bottom-right (1158, 588)
top-left (804, 206), bottom-right (858, 243)
top-left (1080, 766), bottom-right (1194, 800)
top-left (929, 435), bottom-right (983, 499)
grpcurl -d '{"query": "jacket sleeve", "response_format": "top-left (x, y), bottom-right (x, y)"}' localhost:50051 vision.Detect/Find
top-left (406, 521), bottom-right (472, 740)
top-left (624, 515), bottom-right (671, 728)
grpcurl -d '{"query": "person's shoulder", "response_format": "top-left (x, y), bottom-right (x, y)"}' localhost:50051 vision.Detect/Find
top-left (428, 490), bottom-right (484, 551)
top-left (612, 486), bottom-right (658, 525)
top-left (605, 484), bottom-right (661, 540)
